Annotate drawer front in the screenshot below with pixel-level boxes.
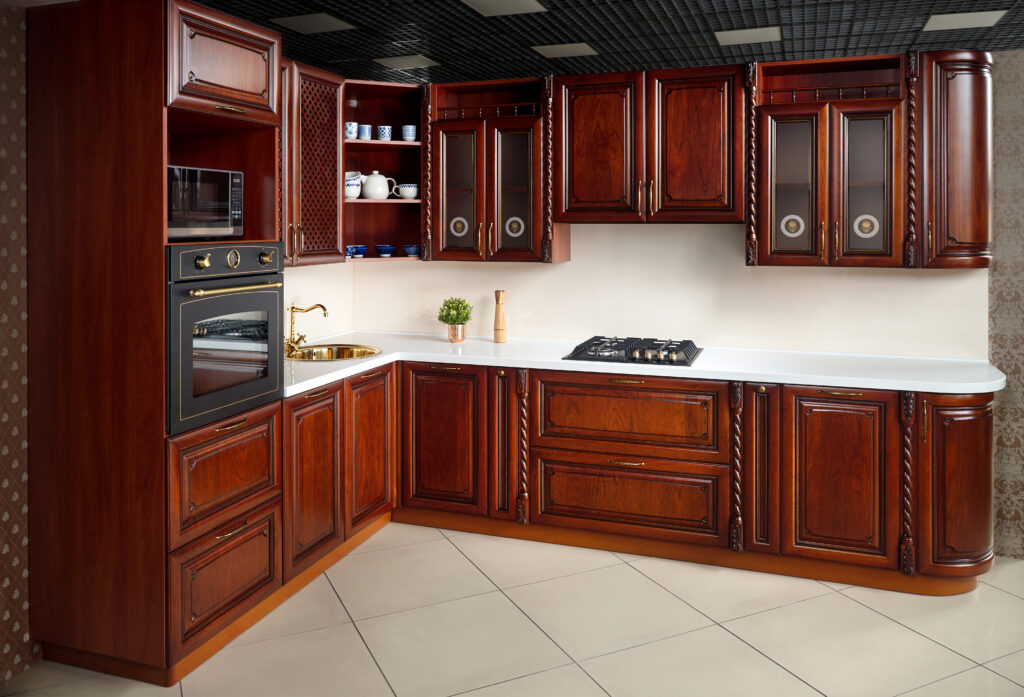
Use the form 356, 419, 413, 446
532, 370, 729, 462
168, 500, 282, 661
168, 402, 282, 550
532, 447, 729, 545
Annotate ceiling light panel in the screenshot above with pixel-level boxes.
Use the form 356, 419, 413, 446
532, 42, 598, 58
714, 26, 782, 46
922, 10, 1007, 31
461, 0, 547, 16
271, 13, 354, 34
373, 54, 440, 69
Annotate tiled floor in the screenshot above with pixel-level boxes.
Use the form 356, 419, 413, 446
6, 524, 1024, 697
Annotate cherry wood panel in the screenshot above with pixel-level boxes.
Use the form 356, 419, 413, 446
645, 65, 744, 222
402, 363, 488, 515
167, 0, 280, 125
343, 365, 398, 537
743, 384, 781, 553
168, 402, 281, 550
282, 383, 344, 581
554, 72, 645, 222
488, 368, 524, 520
919, 393, 995, 575
168, 499, 281, 662
782, 387, 900, 568
531, 448, 728, 545
920, 51, 993, 268
531, 370, 729, 463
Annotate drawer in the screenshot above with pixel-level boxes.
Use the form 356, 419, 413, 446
168, 500, 282, 661
531, 447, 729, 546
531, 370, 730, 462
168, 402, 282, 550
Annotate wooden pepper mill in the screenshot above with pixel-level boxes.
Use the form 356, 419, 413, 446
494, 290, 507, 343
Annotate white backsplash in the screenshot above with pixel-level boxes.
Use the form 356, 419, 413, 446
283, 262, 355, 339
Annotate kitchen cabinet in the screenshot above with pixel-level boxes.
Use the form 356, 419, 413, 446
554, 66, 744, 223
743, 383, 781, 554
488, 367, 527, 521
282, 381, 344, 581
401, 362, 488, 515
343, 364, 397, 537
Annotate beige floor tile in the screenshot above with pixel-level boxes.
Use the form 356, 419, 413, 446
583, 625, 819, 697
987, 647, 1024, 684
451, 532, 621, 588
725, 592, 972, 697
182, 624, 390, 697
0, 661, 95, 696
230, 575, 349, 647
818, 580, 855, 591
505, 564, 711, 660
458, 665, 606, 697
845, 583, 1024, 662
630, 556, 831, 622
19, 674, 179, 696
327, 538, 495, 619
901, 667, 1024, 696
358, 591, 568, 697
983, 557, 1024, 598
352, 522, 444, 554
438, 527, 473, 538
612, 551, 648, 563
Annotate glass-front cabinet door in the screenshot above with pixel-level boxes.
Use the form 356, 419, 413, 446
487, 116, 542, 261
757, 103, 828, 266
433, 121, 485, 260
830, 100, 904, 267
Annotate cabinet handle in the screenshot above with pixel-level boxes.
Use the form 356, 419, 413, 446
927, 221, 934, 258
215, 521, 249, 540
610, 378, 645, 384
636, 180, 643, 218
648, 180, 655, 216
607, 459, 645, 468
215, 418, 248, 432
922, 399, 928, 442
487, 222, 495, 256
429, 365, 461, 371
287, 224, 295, 259
477, 222, 483, 258
215, 105, 247, 115
819, 221, 825, 260
304, 389, 330, 399
297, 225, 305, 261
816, 390, 862, 397
833, 221, 839, 262
357, 371, 383, 380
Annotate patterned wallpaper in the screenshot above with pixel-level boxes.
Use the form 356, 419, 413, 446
0, 7, 33, 682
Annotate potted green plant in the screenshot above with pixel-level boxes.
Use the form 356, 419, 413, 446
438, 297, 473, 343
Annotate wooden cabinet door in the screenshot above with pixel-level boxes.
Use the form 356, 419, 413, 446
167, 0, 281, 125
782, 386, 900, 568
829, 99, 904, 267
918, 393, 994, 575
921, 51, 993, 268
283, 383, 343, 580
402, 363, 488, 515
645, 65, 744, 223
486, 116, 544, 262
488, 367, 526, 521
288, 63, 344, 265
554, 72, 645, 222
757, 103, 829, 266
433, 120, 486, 261
344, 365, 397, 537
743, 383, 781, 554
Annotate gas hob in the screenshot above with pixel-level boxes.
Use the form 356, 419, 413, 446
564, 336, 702, 366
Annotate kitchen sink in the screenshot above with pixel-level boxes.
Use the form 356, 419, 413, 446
286, 344, 382, 361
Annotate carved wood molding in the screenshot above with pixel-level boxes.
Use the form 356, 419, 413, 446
422, 84, 433, 261
900, 391, 917, 575
542, 75, 554, 264
516, 369, 529, 524
729, 381, 744, 550
745, 62, 758, 266
905, 52, 918, 268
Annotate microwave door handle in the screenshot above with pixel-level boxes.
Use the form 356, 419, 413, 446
188, 282, 283, 298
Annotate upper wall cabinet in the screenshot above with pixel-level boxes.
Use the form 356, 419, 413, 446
553, 66, 745, 223
167, 0, 281, 125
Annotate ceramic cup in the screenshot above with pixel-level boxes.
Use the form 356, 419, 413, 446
397, 183, 419, 199
344, 180, 361, 199
401, 125, 417, 141
377, 125, 393, 141
358, 124, 372, 140
344, 121, 358, 139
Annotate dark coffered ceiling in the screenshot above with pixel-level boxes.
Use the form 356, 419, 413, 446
198, 0, 1024, 83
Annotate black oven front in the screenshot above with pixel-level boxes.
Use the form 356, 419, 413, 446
167, 243, 284, 436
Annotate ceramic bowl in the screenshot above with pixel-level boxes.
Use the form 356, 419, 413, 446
402, 244, 422, 257
352, 244, 368, 258
375, 244, 396, 258
344, 245, 357, 257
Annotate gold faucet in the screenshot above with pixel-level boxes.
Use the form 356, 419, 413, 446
285, 303, 328, 356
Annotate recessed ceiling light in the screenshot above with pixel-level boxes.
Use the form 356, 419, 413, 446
271, 13, 354, 34
462, 0, 547, 16
373, 54, 440, 69
532, 42, 597, 58
714, 26, 782, 46
922, 10, 1007, 31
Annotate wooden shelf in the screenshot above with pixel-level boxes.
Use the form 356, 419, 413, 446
344, 139, 421, 148
345, 198, 422, 204
346, 256, 422, 262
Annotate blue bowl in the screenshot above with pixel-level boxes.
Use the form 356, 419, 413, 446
352, 244, 368, 258
344, 244, 357, 257
402, 244, 422, 257
375, 244, 396, 258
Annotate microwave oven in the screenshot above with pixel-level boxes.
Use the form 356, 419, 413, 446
167, 166, 243, 239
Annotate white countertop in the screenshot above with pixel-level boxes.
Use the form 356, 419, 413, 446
281, 330, 1006, 397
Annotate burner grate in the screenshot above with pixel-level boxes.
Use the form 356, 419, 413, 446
564, 336, 701, 366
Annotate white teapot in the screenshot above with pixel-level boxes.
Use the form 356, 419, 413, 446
360, 171, 397, 200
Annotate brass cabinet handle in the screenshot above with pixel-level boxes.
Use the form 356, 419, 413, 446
636, 180, 643, 218
429, 365, 461, 371
757, 385, 767, 394
215, 104, 247, 114
215, 521, 249, 540
927, 221, 934, 257
648, 180, 655, 216
189, 282, 283, 297
497, 369, 506, 376
215, 418, 248, 432
607, 459, 645, 467
833, 221, 839, 262
288, 224, 295, 260
477, 222, 483, 257
610, 378, 645, 384
817, 390, 863, 397
487, 222, 495, 256
357, 371, 383, 380
922, 399, 929, 442
304, 389, 330, 399
297, 225, 305, 261
819, 221, 825, 261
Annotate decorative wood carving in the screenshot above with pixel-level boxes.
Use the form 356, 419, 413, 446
745, 62, 758, 266
730, 381, 744, 550
542, 76, 554, 264
422, 85, 433, 260
516, 369, 529, 524
905, 53, 918, 268
900, 391, 917, 575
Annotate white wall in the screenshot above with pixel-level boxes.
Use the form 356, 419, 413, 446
284, 262, 355, 338
288, 222, 989, 359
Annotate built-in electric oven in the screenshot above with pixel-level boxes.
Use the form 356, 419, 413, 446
167, 242, 283, 435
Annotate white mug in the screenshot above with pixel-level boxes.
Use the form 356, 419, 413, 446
397, 183, 419, 199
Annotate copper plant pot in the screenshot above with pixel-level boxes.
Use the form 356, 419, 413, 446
447, 324, 466, 343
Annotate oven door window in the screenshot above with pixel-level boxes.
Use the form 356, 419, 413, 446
191, 311, 269, 397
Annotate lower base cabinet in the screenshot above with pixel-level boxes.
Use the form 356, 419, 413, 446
344, 364, 398, 537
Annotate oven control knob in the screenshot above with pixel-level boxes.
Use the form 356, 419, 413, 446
194, 253, 212, 270
259, 250, 275, 265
